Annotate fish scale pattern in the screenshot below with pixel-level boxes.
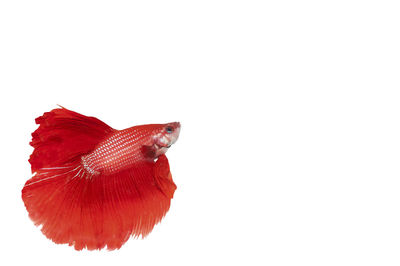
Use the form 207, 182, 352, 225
82, 127, 153, 175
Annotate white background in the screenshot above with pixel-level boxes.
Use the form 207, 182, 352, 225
1, 1, 399, 265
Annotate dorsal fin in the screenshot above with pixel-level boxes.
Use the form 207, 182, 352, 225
29, 107, 115, 172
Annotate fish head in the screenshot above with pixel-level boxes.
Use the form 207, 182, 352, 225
142, 122, 181, 158
154, 122, 181, 148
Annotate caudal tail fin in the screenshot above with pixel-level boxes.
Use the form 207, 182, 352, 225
22, 157, 176, 250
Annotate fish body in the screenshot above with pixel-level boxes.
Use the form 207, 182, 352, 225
81, 123, 180, 175
22, 107, 180, 250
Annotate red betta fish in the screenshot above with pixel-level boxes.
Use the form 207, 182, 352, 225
21, 107, 180, 250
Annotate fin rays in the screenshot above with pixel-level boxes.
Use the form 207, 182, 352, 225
22, 158, 176, 250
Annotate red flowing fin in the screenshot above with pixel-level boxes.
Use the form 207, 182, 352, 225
141, 145, 157, 158
22, 160, 174, 250
29, 107, 115, 172
154, 155, 177, 199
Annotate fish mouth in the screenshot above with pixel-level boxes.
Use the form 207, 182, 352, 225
154, 143, 172, 149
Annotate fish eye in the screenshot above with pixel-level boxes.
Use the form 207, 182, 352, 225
165, 126, 174, 133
